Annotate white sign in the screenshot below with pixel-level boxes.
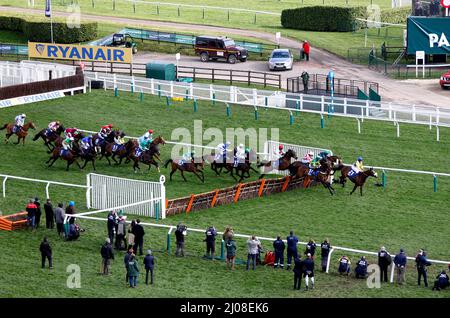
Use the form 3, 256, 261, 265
415, 50, 425, 78
275, 32, 281, 39
0, 91, 65, 108
416, 50, 425, 60
175, 53, 181, 61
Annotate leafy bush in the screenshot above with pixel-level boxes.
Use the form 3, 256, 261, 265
380, 7, 410, 25
0, 15, 97, 43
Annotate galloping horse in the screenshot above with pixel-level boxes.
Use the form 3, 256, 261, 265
258, 149, 297, 179
33, 124, 65, 152
290, 159, 336, 195
234, 150, 259, 183
54, 131, 84, 149
204, 150, 234, 176
164, 159, 205, 183
99, 130, 126, 165
1, 121, 36, 145
339, 166, 378, 196
79, 145, 98, 171
93, 129, 119, 156
46, 144, 82, 171
127, 136, 166, 172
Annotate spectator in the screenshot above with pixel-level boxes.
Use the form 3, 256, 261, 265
100, 238, 114, 275
226, 238, 237, 271
127, 254, 139, 288
124, 248, 133, 283
115, 212, 127, 250
302, 40, 310, 61
273, 235, 285, 269
286, 231, 299, 270
432, 270, 450, 291
223, 226, 234, 241
54, 203, 65, 236
301, 70, 310, 94
65, 201, 76, 224
378, 246, 392, 283
127, 227, 135, 253
293, 256, 303, 290
338, 255, 351, 276
303, 253, 315, 290
133, 219, 145, 256
39, 237, 53, 269
26, 199, 37, 230
143, 250, 155, 285
320, 239, 331, 272
204, 225, 217, 260
34, 197, 42, 228
416, 249, 432, 287
66, 223, 81, 241
394, 248, 407, 285
355, 256, 369, 279
175, 223, 187, 257
107, 211, 118, 246
246, 235, 261, 271
305, 239, 316, 258
44, 199, 54, 230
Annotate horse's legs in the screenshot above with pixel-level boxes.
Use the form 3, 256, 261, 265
350, 184, 358, 195
81, 159, 88, 169
193, 170, 204, 183
180, 170, 188, 182
47, 156, 58, 167
105, 154, 112, 166
199, 169, 205, 182
91, 159, 96, 171
322, 181, 334, 196
22, 136, 26, 146
169, 167, 176, 181
211, 163, 220, 176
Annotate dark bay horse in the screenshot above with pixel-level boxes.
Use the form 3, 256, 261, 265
1, 121, 36, 145
164, 159, 205, 183
127, 136, 166, 172
258, 149, 297, 179
33, 124, 65, 152
290, 159, 336, 195
339, 166, 378, 196
46, 145, 82, 171
79, 145, 98, 171
234, 150, 259, 183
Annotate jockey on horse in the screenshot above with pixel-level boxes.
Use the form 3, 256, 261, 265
80, 134, 94, 156
61, 136, 75, 156
348, 156, 365, 180
272, 144, 285, 169
45, 121, 61, 138
215, 141, 232, 164
95, 124, 113, 153
13, 114, 26, 133
112, 131, 126, 153
178, 150, 195, 167
136, 133, 152, 157
300, 151, 315, 166
234, 144, 246, 167
64, 127, 80, 139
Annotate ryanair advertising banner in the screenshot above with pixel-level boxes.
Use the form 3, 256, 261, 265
28, 42, 133, 63
407, 17, 450, 55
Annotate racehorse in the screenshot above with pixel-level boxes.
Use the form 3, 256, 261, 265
93, 129, 119, 156
164, 158, 205, 183
289, 159, 336, 195
54, 131, 84, 150
258, 149, 297, 179
234, 150, 259, 183
99, 131, 127, 165
204, 150, 234, 176
46, 144, 82, 171
339, 166, 378, 196
79, 144, 98, 171
33, 124, 65, 152
127, 136, 166, 172
1, 121, 36, 145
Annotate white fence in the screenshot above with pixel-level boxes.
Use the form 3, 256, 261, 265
0, 61, 77, 88
84, 72, 450, 142
88, 173, 166, 219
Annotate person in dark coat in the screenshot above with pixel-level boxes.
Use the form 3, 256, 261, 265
143, 250, 155, 285
394, 248, 407, 285
124, 248, 133, 283
320, 239, 331, 272
100, 238, 114, 275
34, 197, 42, 228
378, 246, 392, 283
204, 225, 217, 260
305, 239, 316, 258
26, 199, 37, 230
54, 203, 65, 236
293, 256, 303, 290
355, 256, 369, 279
301, 70, 310, 93
107, 211, 118, 246
416, 249, 432, 287
39, 237, 53, 269
132, 219, 145, 256
44, 199, 54, 229
175, 223, 186, 257
338, 255, 351, 275
432, 270, 450, 291
303, 253, 315, 290
127, 255, 139, 288
286, 231, 299, 270
273, 236, 285, 269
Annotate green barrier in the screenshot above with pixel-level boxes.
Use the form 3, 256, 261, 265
212, 93, 216, 106
320, 115, 324, 128
193, 99, 198, 112
289, 112, 294, 125
114, 87, 118, 97
357, 88, 369, 100
166, 96, 170, 106
369, 88, 381, 102
140, 92, 144, 102
382, 170, 386, 190
434, 175, 437, 192
157, 84, 161, 98
221, 240, 225, 260
226, 104, 231, 117
254, 107, 258, 120
167, 232, 171, 254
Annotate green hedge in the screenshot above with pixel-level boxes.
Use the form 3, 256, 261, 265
0, 15, 97, 43
380, 7, 410, 25
281, 6, 367, 32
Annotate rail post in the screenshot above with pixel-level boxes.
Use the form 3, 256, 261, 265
114, 87, 118, 97
434, 175, 437, 192
193, 98, 198, 112
185, 88, 189, 101
382, 170, 386, 189
265, 96, 268, 110
140, 90, 144, 102
167, 227, 174, 255
221, 239, 225, 260
289, 111, 294, 125
396, 122, 400, 138
165, 95, 170, 107
254, 106, 259, 120
326, 248, 334, 273
296, 100, 300, 116
45, 182, 50, 199
2, 177, 7, 198
226, 103, 231, 117
157, 84, 161, 98
357, 118, 361, 134
390, 264, 395, 283
320, 114, 324, 129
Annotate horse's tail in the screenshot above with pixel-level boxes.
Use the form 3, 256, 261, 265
32, 130, 42, 141
0, 124, 7, 131
163, 159, 173, 168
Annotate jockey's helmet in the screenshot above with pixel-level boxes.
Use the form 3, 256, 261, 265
239, 143, 244, 148
56, 121, 60, 125
357, 156, 363, 161
108, 124, 113, 128
191, 150, 196, 155
21, 114, 26, 118
69, 137, 74, 141
226, 141, 231, 145
308, 151, 314, 156
148, 129, 153, 133
279, 145, 283, 150
245, 148, 250, 152
88, 134, 92, 138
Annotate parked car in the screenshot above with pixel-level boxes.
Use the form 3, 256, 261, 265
268, 49, 293, 71
108, 33, 138, 54
439, 70, 450, 89
194, 36, 248, 64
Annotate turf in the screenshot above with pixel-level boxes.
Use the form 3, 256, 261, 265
0, 90, 449, 298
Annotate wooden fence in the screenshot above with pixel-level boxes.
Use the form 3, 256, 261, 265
166, 176, 306, 216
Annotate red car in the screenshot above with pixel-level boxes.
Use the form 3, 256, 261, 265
440, 70, 450, 89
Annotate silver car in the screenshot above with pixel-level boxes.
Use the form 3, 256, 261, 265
268, 49, 293, 71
